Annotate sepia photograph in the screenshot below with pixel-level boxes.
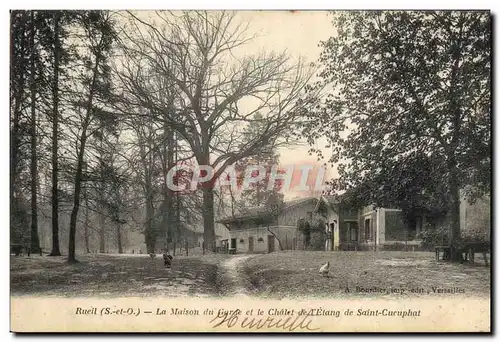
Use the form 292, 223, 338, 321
8, 8, 491, 333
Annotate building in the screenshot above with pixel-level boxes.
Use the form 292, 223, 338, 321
316, 195, 436, 251
215, 188, 491, 254
218, 197, 332, 253
316, 190, 491, 251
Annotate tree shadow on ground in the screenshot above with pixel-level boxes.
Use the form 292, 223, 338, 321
10, 254, 223, 298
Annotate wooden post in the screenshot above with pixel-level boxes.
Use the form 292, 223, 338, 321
185, 241, 188, 256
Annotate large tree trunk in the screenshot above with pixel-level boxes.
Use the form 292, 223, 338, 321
68, 49, 100, 263
174, 132, 181, 247
139, 128, 158, 254
83, 178, 90, 254
49, 12, 62, 256
144, 184, 156, 254
29, 12, 40, 254
161, 124, 174, 246
116, 224, 123, 254
68, 143, 86, 263
10, 17, 25, 210
447, 35, 464, 262
10, 20, 27, 245
84, 210, 90, 253
449, 164, 462, 262
160, 192, 172, 245
176, 192, 181, 245
99, 129, 106, 253
202, 186, 215, 252
99, 211, 105, 253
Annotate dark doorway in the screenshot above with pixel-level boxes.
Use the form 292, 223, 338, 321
268, 235, 275, 253
330, 222, 335, 250
231, 238, 237, 251
364, 218, 371, 241
248, 236, 254, 252
347, 221, 359, 242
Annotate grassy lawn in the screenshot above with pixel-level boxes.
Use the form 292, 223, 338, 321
11, 251, 491, 299
10, 253, 230, 298
242, 251, 491, 299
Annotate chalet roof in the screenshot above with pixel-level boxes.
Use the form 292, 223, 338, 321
183, 223, 229, 237
321, 195, 339, 205
218, 197, 318, 224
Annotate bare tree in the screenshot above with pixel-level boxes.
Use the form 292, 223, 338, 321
10, 11, 29, 232
29, 11, 41, 254
49, 12, 62, 256
67, 11, 117, 263
116, 10, 319, 250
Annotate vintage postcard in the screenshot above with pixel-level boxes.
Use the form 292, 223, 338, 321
9, 9, 491, 333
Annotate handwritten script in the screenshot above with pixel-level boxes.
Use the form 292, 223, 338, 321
210, 310, 319, 332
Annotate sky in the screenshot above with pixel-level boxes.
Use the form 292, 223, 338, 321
233, 11, 337, 198
127, 10, 338, 200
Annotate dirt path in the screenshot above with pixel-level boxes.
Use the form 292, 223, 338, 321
218, 255, 254, 297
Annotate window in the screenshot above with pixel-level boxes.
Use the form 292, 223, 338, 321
350, 227, 358, 242
364, 218, 371, 240
307, 212, 313, 220
346, 221, 358, 242
407, 215, 423, 240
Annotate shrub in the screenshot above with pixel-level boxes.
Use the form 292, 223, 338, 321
420, 226, 490, 251
419, 226, 450, 249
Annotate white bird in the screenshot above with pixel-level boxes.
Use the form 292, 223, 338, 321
319, 261, 330, 276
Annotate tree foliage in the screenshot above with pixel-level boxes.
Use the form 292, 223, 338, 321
302, 11, 491, 251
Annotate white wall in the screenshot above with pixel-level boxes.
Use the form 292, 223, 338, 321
229, 226, 299, 253
227, 198, 320, 253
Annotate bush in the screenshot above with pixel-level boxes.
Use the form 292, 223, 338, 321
419, 226, 450, 249
297, 216, 327, 250
310, 231, 326, 250
420, 226, 490, 250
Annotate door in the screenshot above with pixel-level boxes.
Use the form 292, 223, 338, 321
330, 222, 335, 251
364, 218, 371, 241
348, 222, 359, 242
268, 235, 275, 253
248, 236, 254, 252
231, 238, 237, 251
